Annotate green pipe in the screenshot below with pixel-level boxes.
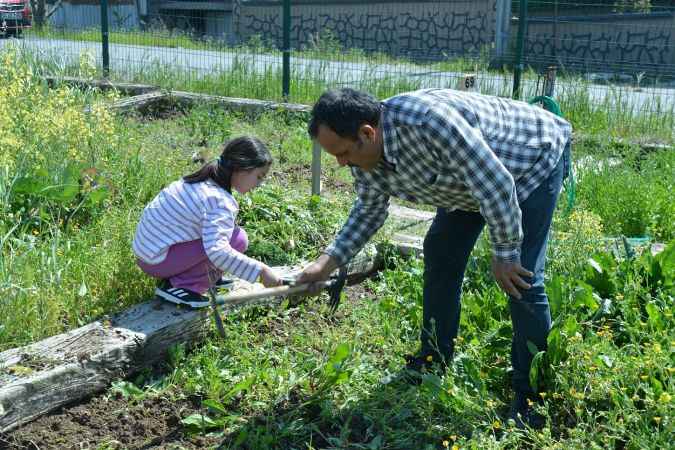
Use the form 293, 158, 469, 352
528, 95, 575, 213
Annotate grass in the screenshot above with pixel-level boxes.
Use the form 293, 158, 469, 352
1, 47, 674, 448
13, 30, 675, 144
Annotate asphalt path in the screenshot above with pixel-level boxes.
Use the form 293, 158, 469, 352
4, 36, 674, 114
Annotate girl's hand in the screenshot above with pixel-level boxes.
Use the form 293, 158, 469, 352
259, 265, 283, 287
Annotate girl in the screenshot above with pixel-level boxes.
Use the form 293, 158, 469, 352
132, 136, 282, 307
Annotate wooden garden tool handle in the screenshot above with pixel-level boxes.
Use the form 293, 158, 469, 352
215, 280, 334, 308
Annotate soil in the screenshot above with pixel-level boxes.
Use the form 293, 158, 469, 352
1, 285, 376, 450
0, 393, 220, 450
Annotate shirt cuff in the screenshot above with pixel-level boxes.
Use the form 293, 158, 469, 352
493, 243, 521, 263
324, 244, 349, 267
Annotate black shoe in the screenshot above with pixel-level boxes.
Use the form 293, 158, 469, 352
155, 281, 209, 308
509, 391, 546, 430
403, 353, 449, 384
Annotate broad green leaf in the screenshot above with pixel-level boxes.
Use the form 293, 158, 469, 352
645, 302, 662, 330
202, 399, 227, 414
12, 176, 43, 195
573, 283, 599, 311
529, 351, 546, 391
547, 327, 564, 364
181, 413, 218, 430
111, 381, 144, 399
526, 340, 540, 356
87, 186, 109, 205
547, 276, 564, 318
563, 315, 579, 336
225, 376, 255, 399
584, 255, 616, 298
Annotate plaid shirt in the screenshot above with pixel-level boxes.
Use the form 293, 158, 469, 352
325, 89, 572, 265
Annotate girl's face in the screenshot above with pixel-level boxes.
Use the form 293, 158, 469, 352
231, 165, 269, 194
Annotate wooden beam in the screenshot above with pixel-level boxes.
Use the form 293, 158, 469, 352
0, 242, 391, 432
43, 76, 158, 96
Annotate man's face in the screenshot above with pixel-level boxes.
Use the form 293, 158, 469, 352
316, 124, 382, 172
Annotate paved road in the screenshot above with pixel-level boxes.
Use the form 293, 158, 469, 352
4, 36, 674, 114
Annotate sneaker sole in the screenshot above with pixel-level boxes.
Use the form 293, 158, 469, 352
155, 288, 210, 309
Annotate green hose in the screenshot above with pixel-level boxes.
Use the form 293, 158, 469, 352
528, 95, 575, 214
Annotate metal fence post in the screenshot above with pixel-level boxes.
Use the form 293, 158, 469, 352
512, 0, 527, 100
311, 140, 321, 196
282, 0, 291, 100
544, 65, 557, 97
101, 0, 110, 77
494, 0, 512, 65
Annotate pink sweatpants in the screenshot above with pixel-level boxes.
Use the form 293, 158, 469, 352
137, 227, 248, 294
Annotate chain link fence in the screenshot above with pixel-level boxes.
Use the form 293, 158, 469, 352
5, 0, 674, 131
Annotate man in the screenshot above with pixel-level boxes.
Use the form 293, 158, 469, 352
297, 87, 571, 428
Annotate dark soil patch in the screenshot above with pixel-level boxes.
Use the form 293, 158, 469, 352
1, 393, 220, 450
269, 164, 352, 195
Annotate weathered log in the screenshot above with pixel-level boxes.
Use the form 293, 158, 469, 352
99, 90, 312, 119
90, 91, 169, 115
0, 242, 394, 432
43, 76, 158, 96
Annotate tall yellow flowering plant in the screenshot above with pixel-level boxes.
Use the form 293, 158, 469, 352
1, 47, 118, 230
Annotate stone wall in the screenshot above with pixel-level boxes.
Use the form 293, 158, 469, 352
236, 0, 497, 59
524, 12, 675, 75
49, 1, 138, 30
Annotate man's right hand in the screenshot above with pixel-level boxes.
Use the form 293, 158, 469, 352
296, 254, 338, 294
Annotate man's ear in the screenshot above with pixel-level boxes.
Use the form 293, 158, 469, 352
358, 124, 377, 142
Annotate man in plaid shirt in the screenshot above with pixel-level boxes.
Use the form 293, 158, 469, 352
298, 87, 572, 428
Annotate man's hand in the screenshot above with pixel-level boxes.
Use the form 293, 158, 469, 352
296, 254, 338, 294
491, 257, 533, 299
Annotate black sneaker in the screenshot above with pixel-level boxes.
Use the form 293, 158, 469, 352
155, 281, 210, 308
509, 391, 546, 430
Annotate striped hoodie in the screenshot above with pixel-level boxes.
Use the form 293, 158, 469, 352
132, 179, 262, 283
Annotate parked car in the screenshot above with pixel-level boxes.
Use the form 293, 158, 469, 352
0, 0, 31, 37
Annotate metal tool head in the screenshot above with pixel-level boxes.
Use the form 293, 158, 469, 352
327, 266, 348, 313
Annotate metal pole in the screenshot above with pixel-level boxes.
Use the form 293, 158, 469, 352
101, 0, 110, 77
544, 65, 557, 97
494, 0, 512, 65
282, 0, 291, 100
512, 0, 527, 100
311, 140, 321, 196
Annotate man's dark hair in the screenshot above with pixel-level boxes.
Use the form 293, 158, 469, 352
308, 88, 381, 140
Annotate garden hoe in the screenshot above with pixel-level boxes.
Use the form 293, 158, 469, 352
206, 267, 348, 338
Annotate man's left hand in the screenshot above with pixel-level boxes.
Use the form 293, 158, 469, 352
491, 257, 533, 299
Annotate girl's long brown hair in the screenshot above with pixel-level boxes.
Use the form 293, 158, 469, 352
184, 136, 272, 192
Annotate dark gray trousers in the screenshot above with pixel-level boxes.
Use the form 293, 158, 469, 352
421, 155, 565, 394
